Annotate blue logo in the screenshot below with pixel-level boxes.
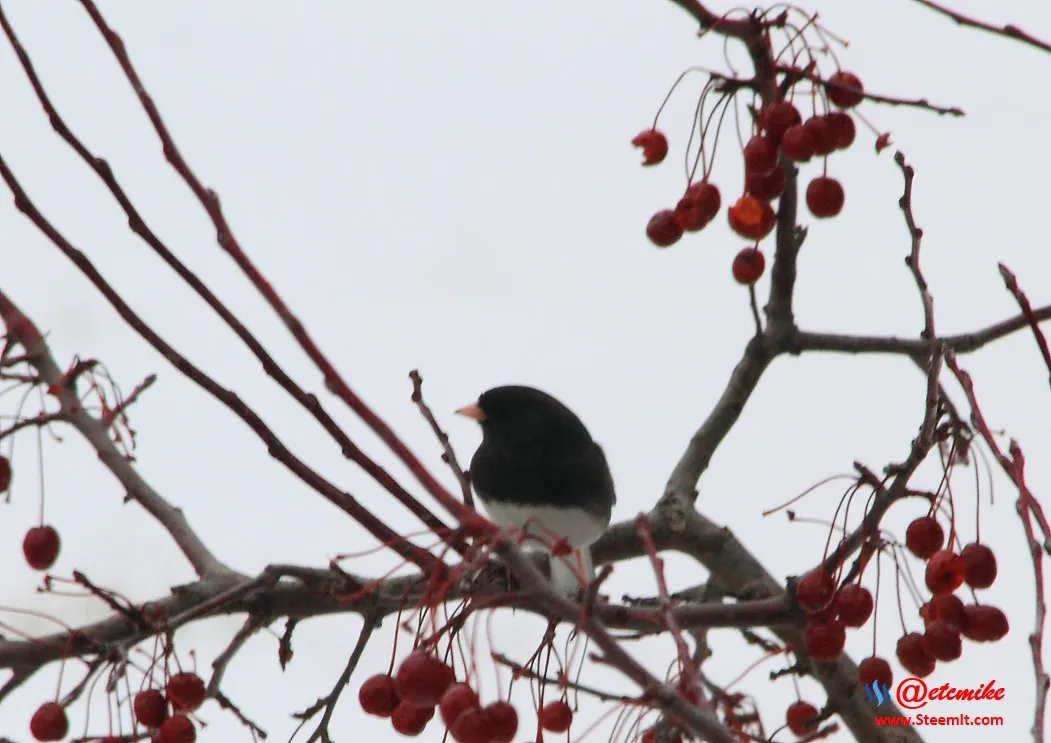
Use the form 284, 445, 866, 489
865, 680, 891, 706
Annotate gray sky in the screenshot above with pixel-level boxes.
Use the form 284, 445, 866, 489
1, 1, 1050, 741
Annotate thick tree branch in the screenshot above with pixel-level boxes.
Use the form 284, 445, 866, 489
792, 303, 1051, 356
0, 292, 230, 580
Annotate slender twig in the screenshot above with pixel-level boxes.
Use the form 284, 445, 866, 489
295, 614, 381, 743
944, 352, 1050, 743
911, 0, 1051, 55
998, 264, 1051, 387
409, 370, 473, 508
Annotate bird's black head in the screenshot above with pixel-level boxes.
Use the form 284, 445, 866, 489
459, 385, 593, 449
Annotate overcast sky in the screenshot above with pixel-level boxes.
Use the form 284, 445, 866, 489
1, 2, 1050, 742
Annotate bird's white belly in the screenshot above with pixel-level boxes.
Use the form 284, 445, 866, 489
481, 501, 606, 549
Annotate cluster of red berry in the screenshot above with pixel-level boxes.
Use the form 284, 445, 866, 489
783, 515, 1004, 736
633, 71, 864, 287
359, 650, 576, 742
29, 672, 203, 742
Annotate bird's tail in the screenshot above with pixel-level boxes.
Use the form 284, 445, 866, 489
549, 547, 595, 594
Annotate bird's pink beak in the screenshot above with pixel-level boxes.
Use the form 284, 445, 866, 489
455, 403, 485, 422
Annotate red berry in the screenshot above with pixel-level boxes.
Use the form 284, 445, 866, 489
834, 584, 873, 628
483, 701, 518, 743
731, 248, 765, 286
805, 116, 837, 156
780, 124, 815, 162
925, 550, 966, 595
30, 702, 68, 742
896, 632, 936, 678
795, 569, 836, 612
805, 601, 838, 624
826, 71, 864, 109
743, 135, 778, 175
391, 703, 435, 737
805, 618, 846, 661
685, 181, 721, 220
785, 700, 819, 735
727, 197, 775, 241
675, 181, 721, 232
858, 657, 893, 689
439, 683, 480, 727
805, 177, 845, 218
924, 619, 963, 661
359, 674, 400, 717
905, 517, 944, 560
157, 714, 196, 743
960, 543, 998, 589
632, 129, 668, 166
646, 210, 683, 248
395, 652, 456, 708
826, 112, 856, 149
23, 525, 60, 571
540, 700, 573, 733
166, 672, 205, 712
745, 165, 785, 200
926, 593, 967, 630
134, 688, 169, 727
0, 454, 10, 491
962, 605, 1009, 642
762, 102, 802, 146
450, 708, 493, 743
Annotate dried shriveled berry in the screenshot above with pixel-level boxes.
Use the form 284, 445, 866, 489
540, 700, 573, 733
780, 124, 815, 162
744, 135, 779, 175
924, 619, 963, 661
23, 526, 60, 571
0, 455, 10, 491
796, 569, 836, 612
360, 674, 400, 717
785, 700, 819, 736
805, 116, 837, 156
806, 177, 845, 218
834, 584, 873, 627
896, 632, 936, 678
960, 543, 997, 589
30, 702, 68, 742
858, 656, 893, 689
395, 652, 456, 708
157, 714, 196, 743
166, 672, 205, 712
484, 701, 518, 743
731, 248, 765, 286
762, 102, 802, 146
826, 71, 864, 109
632, 129, 669, 166
134, 689, 169, 727
804, 618, 846, 661
826, 112, 856, 149
647, 210, 683, 248
962, 605, 1009, 642
925, 550, 966, 595
905, 517, 944, 560
745, 164, 785, 200
727, 197, 775, 240
439, 683, 480, 728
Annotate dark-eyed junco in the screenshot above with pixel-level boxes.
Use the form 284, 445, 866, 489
456, 385, 616, 593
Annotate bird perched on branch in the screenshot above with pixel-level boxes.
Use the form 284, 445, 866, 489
456, 385, 616, 593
